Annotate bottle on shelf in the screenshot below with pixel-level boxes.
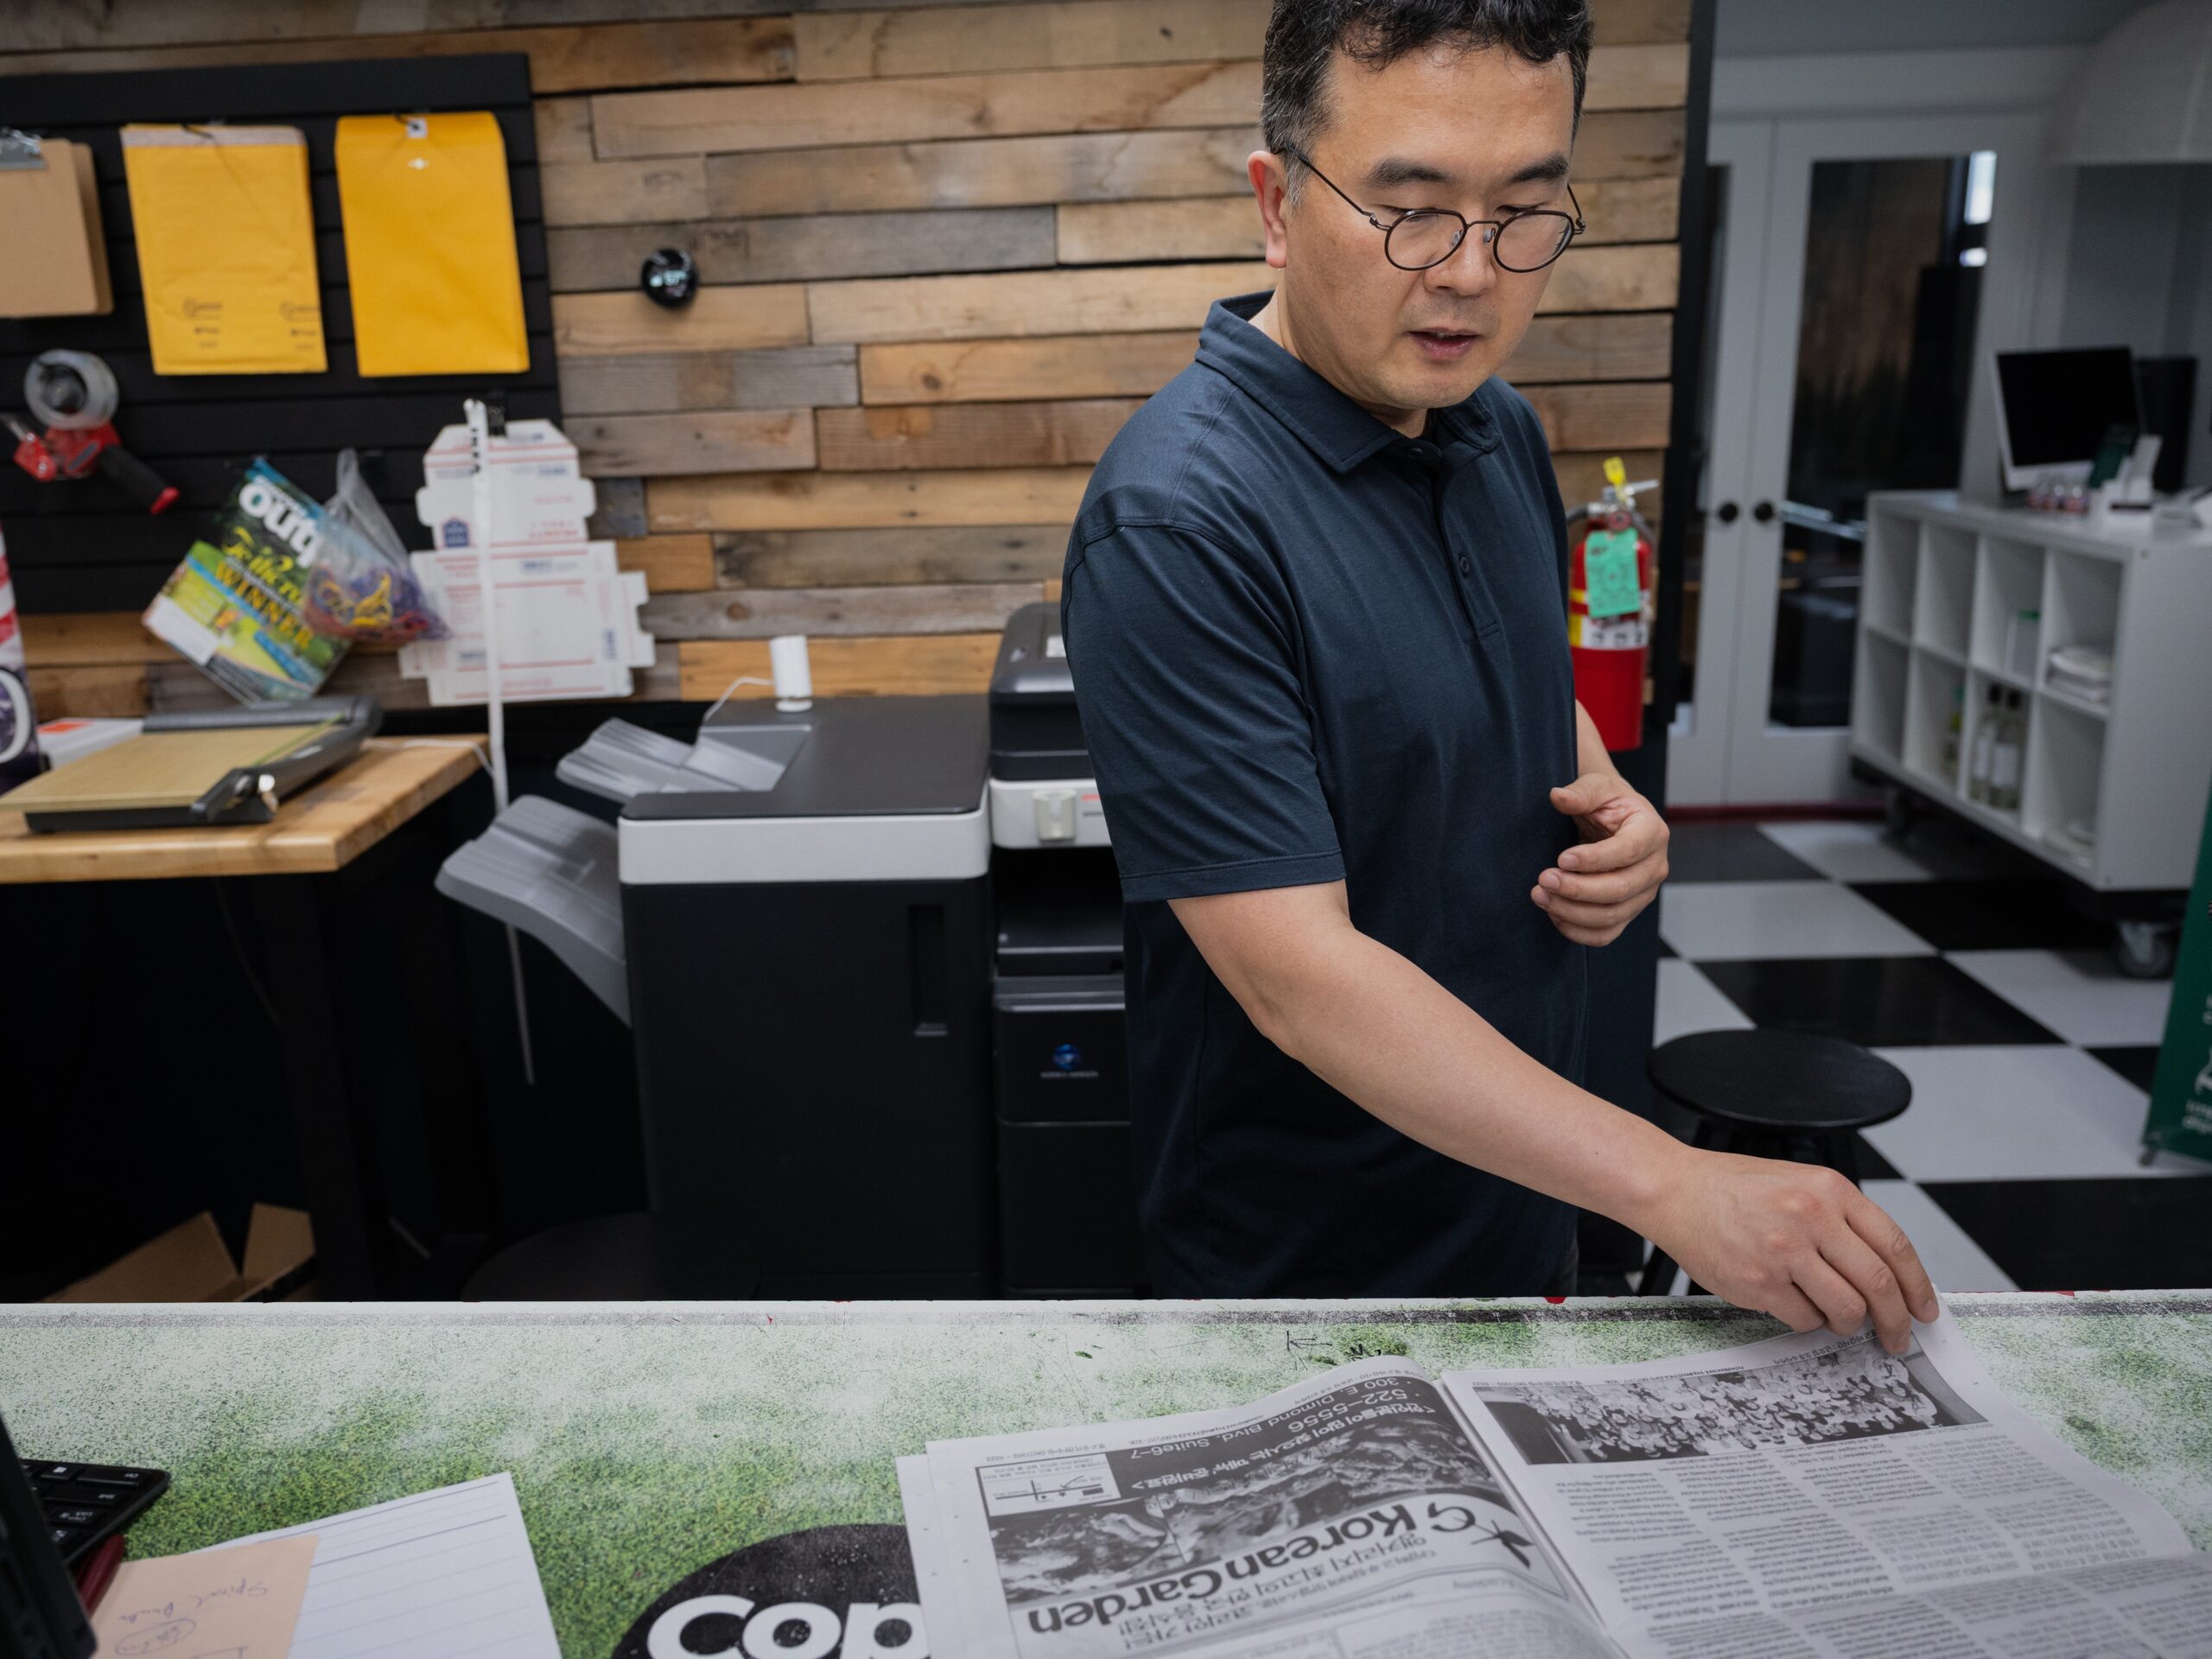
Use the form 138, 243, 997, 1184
1989, 690, 2025, 814
1968, 684, 2003, 803
1942, 684, 1964, 779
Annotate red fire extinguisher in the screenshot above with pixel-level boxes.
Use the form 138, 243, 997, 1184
1568, 455, 1657, 752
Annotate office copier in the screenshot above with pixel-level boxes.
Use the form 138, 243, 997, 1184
988, 603, 1145, 1295
617, 696, 997, 1296
441, 607, 1143, 1297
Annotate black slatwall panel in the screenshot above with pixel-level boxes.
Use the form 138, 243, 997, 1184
0, 56, 557, 615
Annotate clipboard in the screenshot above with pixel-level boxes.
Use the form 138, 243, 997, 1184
0, 130, 114, 318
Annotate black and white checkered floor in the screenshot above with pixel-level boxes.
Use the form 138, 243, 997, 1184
1652, 816, 2210, 1294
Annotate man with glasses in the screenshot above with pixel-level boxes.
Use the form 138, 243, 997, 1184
1061, 0, 1939, 1352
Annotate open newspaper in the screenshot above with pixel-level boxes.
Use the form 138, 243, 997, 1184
900, 1314, 2210, 1658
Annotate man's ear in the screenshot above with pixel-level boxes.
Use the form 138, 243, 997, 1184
1249, 150, 1292, 271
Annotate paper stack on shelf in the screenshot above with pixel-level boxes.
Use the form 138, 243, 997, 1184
2046, 642, 2113, 705
35, 717, 143, 769
400, 419, 653, 705
2052, 812, 2099, 858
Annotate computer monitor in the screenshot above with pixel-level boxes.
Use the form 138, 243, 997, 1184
1992, 346, 2144, 491
0, 1414, 93, 1659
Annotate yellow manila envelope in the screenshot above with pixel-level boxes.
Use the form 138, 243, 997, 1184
121, 124, 327, 374
336, 111, 530, 378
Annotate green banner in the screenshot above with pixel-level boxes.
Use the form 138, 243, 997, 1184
2146, 779, 2212, 1162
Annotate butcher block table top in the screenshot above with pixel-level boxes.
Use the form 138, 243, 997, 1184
0, 735, 485, 883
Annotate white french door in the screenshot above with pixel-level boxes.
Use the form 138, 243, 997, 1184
1670, 108, 2054, 806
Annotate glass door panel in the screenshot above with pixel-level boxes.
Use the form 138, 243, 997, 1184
1767, 154, 1992, 731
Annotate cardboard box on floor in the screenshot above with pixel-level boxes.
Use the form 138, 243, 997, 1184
47, 1205, 316, 1303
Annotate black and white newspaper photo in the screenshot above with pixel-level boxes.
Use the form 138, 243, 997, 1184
909, 1359, 1613, 1659
1442, 1312, 2206, 1655
1470, 1331, 1982, 1467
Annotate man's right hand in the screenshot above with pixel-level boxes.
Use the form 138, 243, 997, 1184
1641, 1150, 1941, 1354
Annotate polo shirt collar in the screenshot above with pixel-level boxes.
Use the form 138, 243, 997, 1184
1195, 289, 1496, 475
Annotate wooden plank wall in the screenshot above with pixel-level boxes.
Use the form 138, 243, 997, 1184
8, 0, 1690, 716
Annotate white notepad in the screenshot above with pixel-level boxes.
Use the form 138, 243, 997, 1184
213, 1472, 561, 1659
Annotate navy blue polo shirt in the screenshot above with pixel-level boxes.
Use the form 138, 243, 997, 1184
1061, 289, 1586, 1298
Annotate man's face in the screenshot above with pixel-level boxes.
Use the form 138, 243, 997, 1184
1256, 39, 1578, 421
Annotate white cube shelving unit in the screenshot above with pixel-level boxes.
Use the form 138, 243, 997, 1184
1852, 491, 2212, 892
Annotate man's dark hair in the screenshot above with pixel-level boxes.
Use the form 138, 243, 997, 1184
1262, 0, 1595, 188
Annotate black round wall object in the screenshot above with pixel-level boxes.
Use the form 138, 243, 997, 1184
640, 247, 698, 308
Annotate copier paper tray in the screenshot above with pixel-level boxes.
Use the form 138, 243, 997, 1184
436, 795, 628, 1021
556, 716, 806, 802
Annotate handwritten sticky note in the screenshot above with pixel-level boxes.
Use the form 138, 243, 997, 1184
93, 1532, 317, 1659
1582, 527, 1643, 619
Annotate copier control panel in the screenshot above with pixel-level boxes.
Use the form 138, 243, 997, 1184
988, 602, 1111, 849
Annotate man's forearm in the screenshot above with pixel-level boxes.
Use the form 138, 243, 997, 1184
1257, 913, 1687, 1238
1181, 877, 1939, 1343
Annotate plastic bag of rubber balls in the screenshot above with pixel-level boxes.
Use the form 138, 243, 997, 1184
302, 448, 451, 644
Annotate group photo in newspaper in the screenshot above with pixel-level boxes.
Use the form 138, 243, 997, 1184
898, 1314, 2212, 1658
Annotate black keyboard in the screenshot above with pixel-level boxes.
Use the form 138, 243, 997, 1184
18, 1459, 170, 1570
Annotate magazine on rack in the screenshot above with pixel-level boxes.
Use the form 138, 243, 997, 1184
899, 1314, 2209, 1659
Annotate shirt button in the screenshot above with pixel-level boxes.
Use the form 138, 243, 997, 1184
1458, 556, 1472, 575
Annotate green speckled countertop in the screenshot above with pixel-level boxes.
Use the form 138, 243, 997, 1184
3, 1294, 2208, 1656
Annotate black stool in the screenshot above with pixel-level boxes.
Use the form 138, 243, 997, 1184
1636, 1030, 1910, 1297
462, 1213, 760, 1300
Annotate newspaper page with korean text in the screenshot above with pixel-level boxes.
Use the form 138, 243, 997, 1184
904, 1312, 2212, 1659
1441, 1311, 2209, 1657
912, 1358, 1624, 1658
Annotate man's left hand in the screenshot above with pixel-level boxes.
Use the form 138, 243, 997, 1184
1532, 772, 1669, 945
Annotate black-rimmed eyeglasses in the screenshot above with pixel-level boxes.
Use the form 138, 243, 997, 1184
1282, 147, 1586, 274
